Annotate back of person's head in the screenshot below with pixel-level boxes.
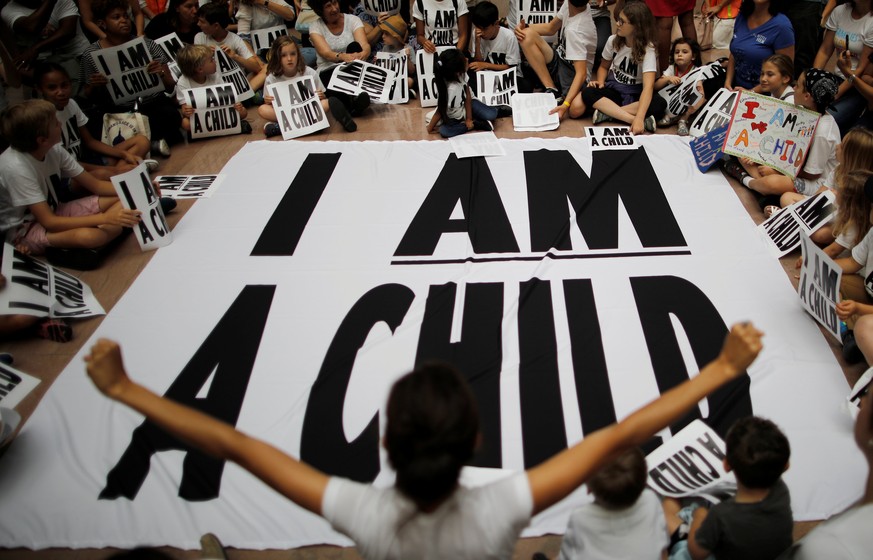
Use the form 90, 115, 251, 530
725, 416, 790, 489
763, 53, 793, 82
471, 1, 499, 28
834, 169, 873, 245
92, 0, 130, 22
616, 2, 656, 62
799, 69, 842, 113
1, 100, 56, 153
587, 447, 647, 510
266, 35, 305, 77
670, 37, 703, 68
385, 362, 479, 509
198, 1, 231, 28
177, 45, 214, 77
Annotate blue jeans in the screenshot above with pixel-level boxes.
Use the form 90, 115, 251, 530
439, 99, 498, 138
828, 89, 868, 137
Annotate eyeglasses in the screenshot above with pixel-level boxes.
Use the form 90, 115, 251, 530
616, 18, 630, 26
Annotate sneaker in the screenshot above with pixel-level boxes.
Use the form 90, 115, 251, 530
842, 329, 865, 364
351, 92, 370, 116
0, 353, 14, 365
328, 96, 357, 132
151, 139, 171, 157
592, 109, 610, 124
142, 159, 160, 172
644, 115, 657, 133
159, 197, 177, 215
721, 158, 750, 183
264, 122, 282, 138
240, 120, 253, 134
45, 247, 103, 271
473, 119, 494, 131
496, 105, 512, 118
657, 115, 676, 127
408, 88, 418, 100
35, 318, 73, 343
677, 119, 689, 136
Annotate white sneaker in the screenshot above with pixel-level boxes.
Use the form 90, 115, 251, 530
142, 159, 159, 172
592, 109, 610, 124
151, 139, 171, 157
644, 115, 657, 133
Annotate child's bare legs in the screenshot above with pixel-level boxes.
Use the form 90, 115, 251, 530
182, 117, 191, 131
45, 197, 126, 250
105, 134, 150, 166
747, 174, 795, 196
258, 103, 278, 122
593, 97, 637, 124
854, 314, 873, 363
780, 192, 804, 207
567, 95, 586, 119
517, 29, 557, 91
249, 67, 267, 94
662, 497, 683, 536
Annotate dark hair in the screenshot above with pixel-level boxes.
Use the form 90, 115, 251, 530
434, 48, 467, 127
615, 2, 656, 63
567, 0, 589, 7
198, 1, 231, 28
92, 0, 130, 22
670, 37, 702, 68
266, 35, 306, 77
34, 62, 70, 87
725, 416, 790, 489
470, 1, 499, 28
740, 0, 786, 17
166, 0, 196, 28
587, 448, 647, 509
308, 0, 337, 20
762, 53, 794, 82
385, 362, 479, 509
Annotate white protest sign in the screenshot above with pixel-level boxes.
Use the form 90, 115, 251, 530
758, 190, 836, 258
167, 62, 183, 81
327, 60, 394, 104
475, 68, 517, 107
184, 84, 242, 139
268, 75, 330, 140
585, 126, 638, 151
156, 175, 224, 199
510, 92, 559, 131
0, 363, 40, 410
0, 245, 105, 318
724, 91, 820, 179
215, 49, 254, 102
798, 231, 842, 341
89, 37, 164, 105
111, 164, 172, 251
361, 0, 401, 16
155, 33, 184, 63
659, 61, 725, 119
646, 420, 736, 503
520, 0, 558, 43
416, 46, 452, 108
251, 25, 288, 53
690, 88, 738, 138
448, 131, 506, 158
374, 52, 409, 104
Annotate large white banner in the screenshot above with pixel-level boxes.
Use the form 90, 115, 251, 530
0, 138, 864, 551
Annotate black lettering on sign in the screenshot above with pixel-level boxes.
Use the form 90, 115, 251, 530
415, 282, 504, 468
100, 285, 275, 501
631, 276, 752, 444
394, 154, 520, 256
300, 284, 415, 481
251, 153, 341, 256
0, 365, 22, 398
525, 149, 687, 252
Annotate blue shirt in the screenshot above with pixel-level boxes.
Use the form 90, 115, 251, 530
730, 13, 794, 90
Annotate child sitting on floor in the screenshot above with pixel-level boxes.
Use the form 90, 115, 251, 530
174, 45, 251, 135
426, 48, 496, 138
195, 1, 265, 92
655, 37, 702, 136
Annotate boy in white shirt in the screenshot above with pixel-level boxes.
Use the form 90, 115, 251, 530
194, 2, 265, 92
174, 45, 250, 134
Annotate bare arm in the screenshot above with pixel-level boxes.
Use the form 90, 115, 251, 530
456, 12, 469, 52
526, 322, 763, 515
85, 339, 330, 514
29, 200, 140, 231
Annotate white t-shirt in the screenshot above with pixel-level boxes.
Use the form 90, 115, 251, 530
0, 145, 84, 237
555, 2, 596, 80
174, 72, 227, 105
194, 31, 255, 72
321, 472, 533, 560
1, 0, 89, 59
851, 227, 873, 298
235, 0, 294, 36
782, 503, 873, 560
471, 26, 521, 67
602, 35, 658, 86
796, 112, 841, 196
412, 0, 468, 47
57, 99, 88, 160
265, 66, 325, 91
444, 77, 467, 120
558, 490, 669, 560
309, 14, 365, 73
826, 4, 873, 79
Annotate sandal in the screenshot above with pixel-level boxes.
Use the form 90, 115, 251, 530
35, 318, 73, 343
764, 205, 783, 219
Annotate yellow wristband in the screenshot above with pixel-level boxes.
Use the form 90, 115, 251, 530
562, 100, 570, 108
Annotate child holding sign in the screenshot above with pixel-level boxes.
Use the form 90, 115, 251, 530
655, 37, 702, 136
469, 2, 527, 95
426, 48, 496, 137
259, 36, 357, 136
413, 0, 469, 53
0, 100, 141, 258
195, 2, 266, 93
736, 70, 842, 198
174, 45, 251, 134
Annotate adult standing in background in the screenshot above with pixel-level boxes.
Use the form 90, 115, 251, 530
785, 0, 828, 79
616, 0, 697, 72
725, 0, 794, 91
235, 0, 299, 44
